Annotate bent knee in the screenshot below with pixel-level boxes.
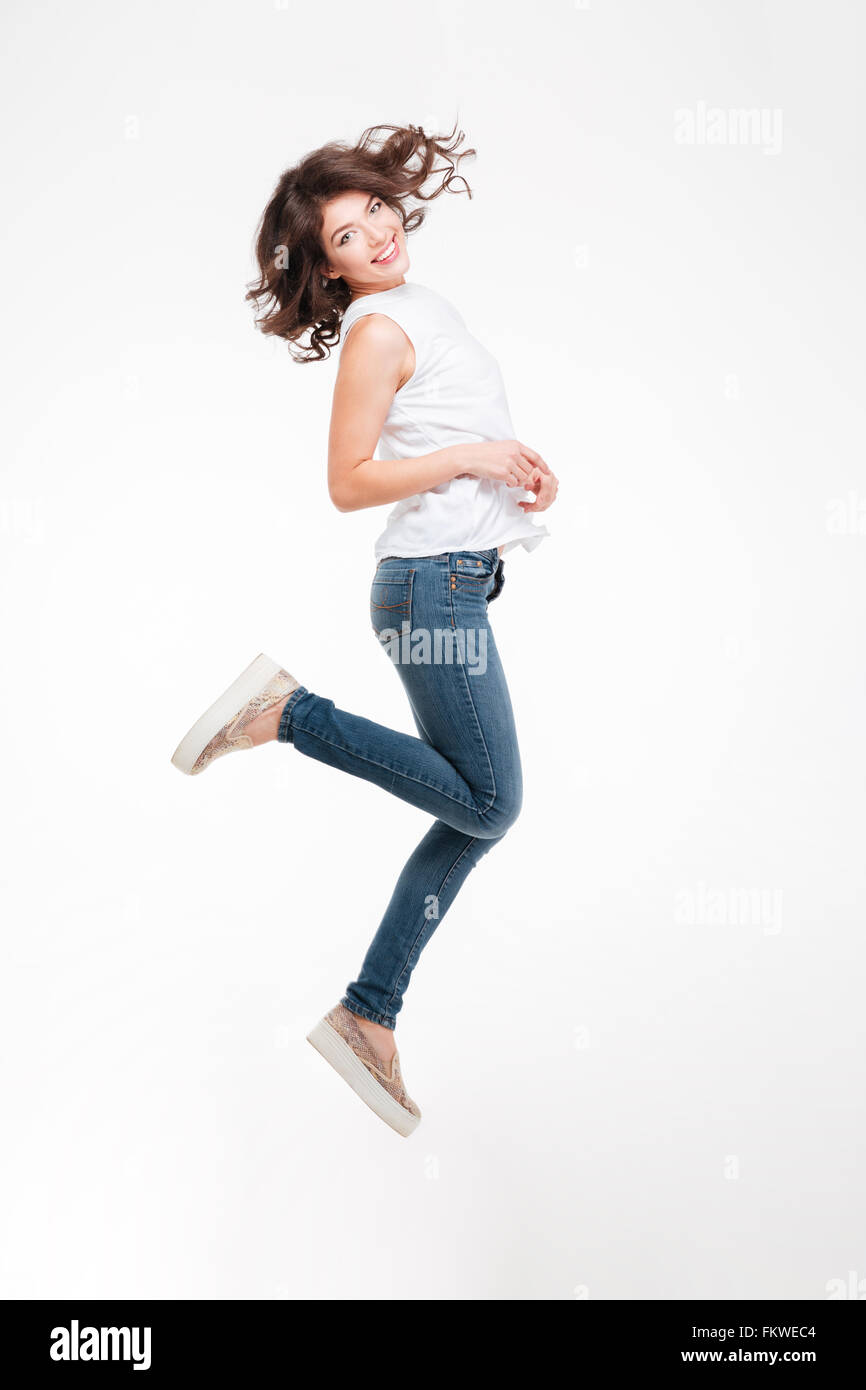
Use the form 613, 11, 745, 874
476, 788, 523, 839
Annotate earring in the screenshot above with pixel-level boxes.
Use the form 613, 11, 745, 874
321, 275, 328, 288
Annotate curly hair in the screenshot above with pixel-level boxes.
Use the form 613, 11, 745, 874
245, 120, 476, 363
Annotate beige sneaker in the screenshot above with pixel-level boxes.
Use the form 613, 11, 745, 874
171, 653, 299, 775
307, 1003, 422, 1138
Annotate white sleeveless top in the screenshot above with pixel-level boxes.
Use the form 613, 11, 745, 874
339, 281, 550, 560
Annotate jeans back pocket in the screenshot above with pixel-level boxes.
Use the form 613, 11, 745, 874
370, 567, 415, 641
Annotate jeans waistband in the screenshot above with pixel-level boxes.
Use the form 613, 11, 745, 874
376, 548, 501, 575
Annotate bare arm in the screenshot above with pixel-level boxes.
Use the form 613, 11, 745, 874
327, 312, 549, 512
327, 315, 459, 512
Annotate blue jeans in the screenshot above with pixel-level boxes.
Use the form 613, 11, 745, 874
276, 547, 521, 1029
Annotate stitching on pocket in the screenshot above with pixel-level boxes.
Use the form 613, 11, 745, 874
370, 568, 415, 638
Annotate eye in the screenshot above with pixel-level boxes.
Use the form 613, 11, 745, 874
339, 200, 382, 246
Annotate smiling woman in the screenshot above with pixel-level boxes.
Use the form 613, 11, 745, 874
172, 119, 558, 1139
245, 121, 477, 362
321, 192, 410, 305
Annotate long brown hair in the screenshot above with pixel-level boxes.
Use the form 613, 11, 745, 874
245, 121, 476, 363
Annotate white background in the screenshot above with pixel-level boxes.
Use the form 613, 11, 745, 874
2, 0, 864, 1300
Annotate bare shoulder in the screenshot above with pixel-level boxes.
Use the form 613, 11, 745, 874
339, 312, 415, 387
342, 311, 411, 355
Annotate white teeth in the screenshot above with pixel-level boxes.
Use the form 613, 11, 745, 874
374, 236, 396, 262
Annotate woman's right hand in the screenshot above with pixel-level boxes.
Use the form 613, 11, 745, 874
452, 439, 549, 488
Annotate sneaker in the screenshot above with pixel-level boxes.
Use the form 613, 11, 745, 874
171, 653, 299, 775
306, 1003, 422, 1138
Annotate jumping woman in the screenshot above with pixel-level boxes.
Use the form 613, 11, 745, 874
170, 122, 559, 1137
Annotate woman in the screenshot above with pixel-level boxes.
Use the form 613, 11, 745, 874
170, 122, 559, 1137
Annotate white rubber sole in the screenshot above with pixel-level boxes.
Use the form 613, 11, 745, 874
171, 652, 284, 775
306, 1018, 420, 1138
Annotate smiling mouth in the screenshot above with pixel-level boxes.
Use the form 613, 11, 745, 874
372, 235, 399, 264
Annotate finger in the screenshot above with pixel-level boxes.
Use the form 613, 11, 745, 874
516, 441, 542, 464
525, 481, 552, 510
508, 446, 534, 472
517, 443, 550, 474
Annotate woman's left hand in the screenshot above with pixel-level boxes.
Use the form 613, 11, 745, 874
518, 464, 559, 512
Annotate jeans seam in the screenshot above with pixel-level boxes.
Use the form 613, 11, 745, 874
385, 836, 482, 1015
449, 601, 497, 814
341, 998, 395, 1030
289, 723, 483, 817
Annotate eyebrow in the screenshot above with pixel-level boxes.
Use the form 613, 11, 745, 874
330, 196, 374, 244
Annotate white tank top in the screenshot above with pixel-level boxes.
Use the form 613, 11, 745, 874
339, 281, 550, 560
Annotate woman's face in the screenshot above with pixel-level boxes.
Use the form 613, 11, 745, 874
319, 190, 409, 296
